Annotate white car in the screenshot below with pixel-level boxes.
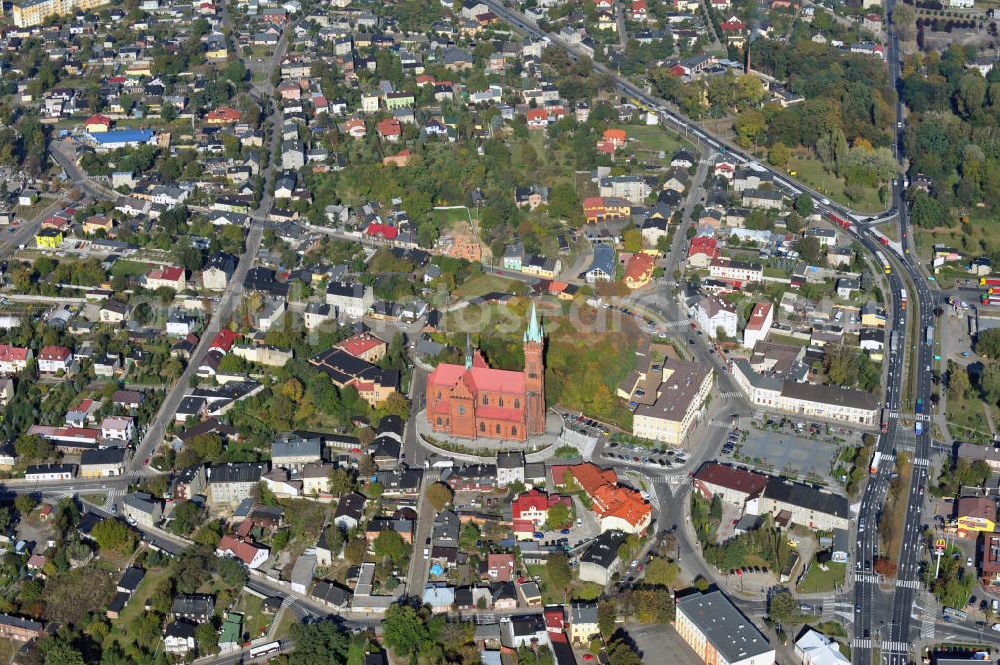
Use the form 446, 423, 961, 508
992, 623, 1000, 633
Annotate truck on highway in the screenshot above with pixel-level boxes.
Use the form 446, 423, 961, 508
890, 331, 900, 353
915, 420, 924, 435
915, 398, 923, 415
881, 409, 891, 433
899, 288, 908, 310
870, 450, 883, 473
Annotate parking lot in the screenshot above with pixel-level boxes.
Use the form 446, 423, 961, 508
599, 441, 689, 472
731, 428, 840, 485
560, 411, 611, 439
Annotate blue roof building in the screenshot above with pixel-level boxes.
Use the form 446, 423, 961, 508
584, 244, 615, 283
88, 129, 156, 150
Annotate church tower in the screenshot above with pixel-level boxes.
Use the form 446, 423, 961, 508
523, 302, 546, 435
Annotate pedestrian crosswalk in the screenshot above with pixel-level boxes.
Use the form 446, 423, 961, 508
896, 579, 921, 589
103, 487, 124, 511
855, 572, 880, 584
882, 641, 911, 654
913, 457, 930, 467
851, 639, 911, 654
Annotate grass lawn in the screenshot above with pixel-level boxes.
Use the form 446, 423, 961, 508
797, 561, 846, 594
235, 591, 273, 641
0, 638, 14, 664
770, 333, 809, 347
947, 395, 993, 444
105, 564, 172, 647
81, 493, 108, 507
451, 273, 519, 300
110, 259, 154, 278
787, 156, 884, 214
273, 604, 299, 640
432, 206, 474, 226
611, 124, 691, 154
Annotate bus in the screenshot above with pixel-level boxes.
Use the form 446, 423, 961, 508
247, 642, 280, 661
925, 325, 934, 346
875, 250, 891, 274
943, 607, 968, 622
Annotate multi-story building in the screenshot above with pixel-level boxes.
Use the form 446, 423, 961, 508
980, 532, 1000, 586
692, 462, 768, 507
631, 358, 713, 445
709, 257, 763, 284
271, 435, 322, 471
598, 175, 651, 205
11, 0, 106, 28
325, 282, 374, 319
742, 302, 773, 349
694, 296, 738, 340
207, 462, 270, 506
675, 590, 774, 665
747, 477, 850, 531
0, 614, 44, 642
732, 360, 880, 426
79, 448, 127, 478
0, 345, 32, 374
38, 345, 72, 374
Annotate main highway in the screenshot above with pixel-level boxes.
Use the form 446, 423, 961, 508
477, 2, 940, 663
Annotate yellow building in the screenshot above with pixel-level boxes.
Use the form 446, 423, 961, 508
12, 0, 108, 28
35, 229, 64, 249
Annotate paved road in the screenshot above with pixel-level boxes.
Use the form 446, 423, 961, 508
125, 25, 290, 483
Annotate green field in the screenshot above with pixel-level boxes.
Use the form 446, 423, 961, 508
611, 124, 691, 155
432, 206, 475, 226
110, 259, 154, 278
797, 561, 846, 594
947, 394, 993, 444
787, 156, 885, 214
451, 273, 521, 300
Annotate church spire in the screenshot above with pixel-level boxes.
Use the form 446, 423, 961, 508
524, 302, 543, 344
465, 333, 473, 370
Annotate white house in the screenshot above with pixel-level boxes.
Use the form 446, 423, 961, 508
742, 302, 773, 349
694, 296, 737, 340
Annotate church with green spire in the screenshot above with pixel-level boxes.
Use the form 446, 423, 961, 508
425, 302, 547, 442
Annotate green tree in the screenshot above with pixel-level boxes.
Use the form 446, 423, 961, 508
382, 604, 429, 658
328, 468, 354, 497
14, 494, 37, 516
546, 502, 571, 531
167, 501, 205, 536
982, 361, 1000, 404
768, 142, 790, 167
42, 639, 86, 665
793, 194, 813, 217
91, 518, 136, 552
948, 361, 971, 401
797, 235, 822, 263
768, 587, 797, 623
196, 621, 218, 655
546, 552, 573, 591
977, 329, 1000, 358
373, 530, 409, 565
289, 621, 350, 665
425, 482, 453, 511
643, 557, 680, 587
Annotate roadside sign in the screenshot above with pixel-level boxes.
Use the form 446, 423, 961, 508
935, 538, 946, 552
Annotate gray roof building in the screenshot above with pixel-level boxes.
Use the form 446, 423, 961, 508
676, 590, 772, 664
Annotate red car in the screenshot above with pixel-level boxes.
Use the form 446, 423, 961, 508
143, 458, 150, 465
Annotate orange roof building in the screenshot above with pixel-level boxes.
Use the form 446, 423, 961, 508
624, 253, 655, 290
556, 463, 651, 534
335, 333, 387, 363
426, 304, 547, 443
